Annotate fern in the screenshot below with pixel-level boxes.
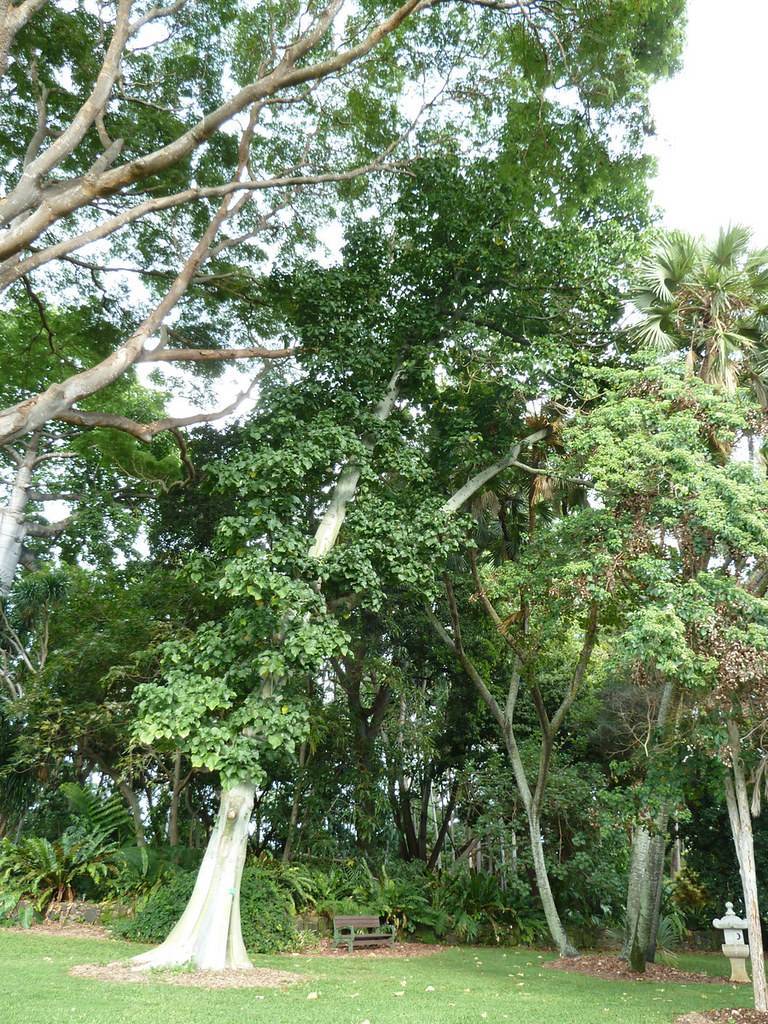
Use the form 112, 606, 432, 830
60, 783, 134, 842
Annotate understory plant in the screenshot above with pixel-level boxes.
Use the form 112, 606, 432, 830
115, 866, 300, 954
0, 833, 119, 910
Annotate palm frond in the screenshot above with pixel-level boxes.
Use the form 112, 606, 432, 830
630, 315, 677, 353
708, 224, 752, 269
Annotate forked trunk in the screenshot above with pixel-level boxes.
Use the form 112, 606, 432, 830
131, 783, 255, 971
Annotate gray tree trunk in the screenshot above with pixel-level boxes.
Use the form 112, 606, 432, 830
725, 722, 768, 1013
117, 780, 146, 848
622, 676, 677, 966
622, 804, 670, 966
168, 751, 183, 847
644, 825, 668, 961
502, 723, 578, 957
131, 783, 255, 971
282, 741, 306, 864
0, 431, 38, 595
528, 810, 579, 957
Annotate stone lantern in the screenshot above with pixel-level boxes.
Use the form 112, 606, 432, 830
713, 901, 750, 983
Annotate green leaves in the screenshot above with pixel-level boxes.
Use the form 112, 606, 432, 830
629, 227, 768, 398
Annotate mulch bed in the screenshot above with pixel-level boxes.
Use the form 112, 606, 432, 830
290, 938, 444, 958
676, 1013, 768, 1023
545, 954, 729, 985
70, 962, 302, 989
9, 922, 112, 940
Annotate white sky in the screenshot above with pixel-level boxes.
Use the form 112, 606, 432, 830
648, 0, 768, 244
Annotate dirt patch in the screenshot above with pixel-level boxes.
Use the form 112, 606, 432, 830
8, 922, 112, 940
290, 939, 445, 958
545, 954, 729, 985
70, 961, 303, 989
676, 1012, 768, 1023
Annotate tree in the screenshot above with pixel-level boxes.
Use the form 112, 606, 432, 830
560, 360, 768, 993
0, 0, 686, 961
621, 224, 768, 967
632, 225, 768, 399
0, 0, 686, 444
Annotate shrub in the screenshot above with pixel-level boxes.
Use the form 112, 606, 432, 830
115, 866, 298, 953
284, 858, 544, 946
0, 833, 120, 910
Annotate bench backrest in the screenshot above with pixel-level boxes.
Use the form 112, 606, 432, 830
333, 915, 381, 929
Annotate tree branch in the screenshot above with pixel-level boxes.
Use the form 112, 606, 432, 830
0, 0, 426, 258
441, 427, 549, 514
138, 344, 296, 364
54, 372, 263, 442
25, 515, 74, 537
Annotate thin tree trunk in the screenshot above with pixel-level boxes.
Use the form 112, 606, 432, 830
528, 808, 579, 957
725, 722, 768, 1013
644, 824, 669, 962
505, 719, 577, 956
117, 782, 146, 848
282, 741, 306, 864
426, 782, 456, 871
168, 751, 183, 847
131, 783, 255, 971
428, 600, 581, 956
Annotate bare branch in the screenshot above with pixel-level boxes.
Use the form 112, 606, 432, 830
0, 0, 426, 258
54, 371, 264, 442
128, 0, 188, 36
138, 344, 296, 363
441, 427, 549, 514
0, 0, 49, 78
25, 515, 74, 537
0, 190, 234, 444
28, 490, 86, 503
2, 444, 23, 467
1, 0, 134, 225
0, 157, 406, 287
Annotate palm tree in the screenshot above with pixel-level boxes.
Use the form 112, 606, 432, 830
631, 226, 768, 403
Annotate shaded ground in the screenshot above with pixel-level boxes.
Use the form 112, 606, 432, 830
8, 921, 112, 940
70, 961, 302, 989
546, 953, 733, 985
677, 1012, 768, 1023
296, 938, 444, 958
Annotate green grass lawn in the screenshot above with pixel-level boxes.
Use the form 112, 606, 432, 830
0, 931, 757, 1024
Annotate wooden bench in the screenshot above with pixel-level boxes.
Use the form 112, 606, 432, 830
332, 914, 396, 953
